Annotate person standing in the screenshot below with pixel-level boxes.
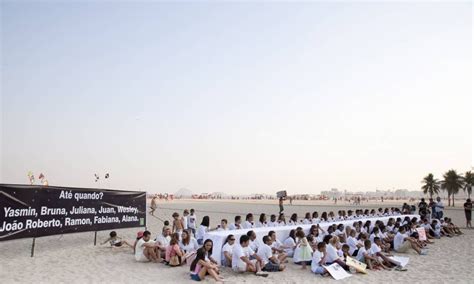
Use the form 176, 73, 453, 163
435, 197, 444, 219
463, 199, 472, 229
150, 196, 158, 215
418, 198, 428, 220
279, 197, 284, 215
188, 209, 197, 236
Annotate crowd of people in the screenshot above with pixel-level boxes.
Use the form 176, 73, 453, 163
102, 199, 469, 282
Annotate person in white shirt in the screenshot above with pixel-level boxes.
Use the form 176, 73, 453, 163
346, 229, 362, 256
371, 237, 405, 270
268, 230, 288, 263
188, 209, 197, 236
255, 213, 267, 228
267, 214, 279, 227
283, 230, 297, 257
221, 234, 235, 267
196, 216, 210, 245
303, 212, 312, 224
311, 211, 321, 224
232, 235, 268, 277
182, 209, 189, 230
394, 226, 424, 255
326, 236, 349, 270
155, 226, 171, 259
229, 216, 242, 230
242, 213, 254, 229
311, 242, 329, 275
288, 213, 299, 226
135, 230, 160, 262
435, 197, 444, 219
258, 236, 286, 272
247, 230, 259, 253
217, 219, 229, 231
179, 230, 199, 254
277, 213, 287, 226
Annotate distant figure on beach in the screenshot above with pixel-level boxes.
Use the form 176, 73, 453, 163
435, 197, 444, 219
464, 199, 472, 228
289, 197, 293, 205
150, 196, 158, 215
279, 197, 284, 214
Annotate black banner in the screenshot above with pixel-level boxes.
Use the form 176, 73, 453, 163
0, 184, 146, 241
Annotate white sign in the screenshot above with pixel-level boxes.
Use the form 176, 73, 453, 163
323, 263, 352, 280
389, 256, 410, 268
416, 227, 427, 241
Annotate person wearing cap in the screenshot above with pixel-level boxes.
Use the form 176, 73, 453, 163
133, 231, 144, 254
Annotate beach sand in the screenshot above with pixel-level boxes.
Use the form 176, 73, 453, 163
1, 200, 472, 283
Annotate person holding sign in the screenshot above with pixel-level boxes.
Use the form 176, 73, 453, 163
311, 242, 329, 276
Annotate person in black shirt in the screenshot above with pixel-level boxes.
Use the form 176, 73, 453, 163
463, 199, 472, 229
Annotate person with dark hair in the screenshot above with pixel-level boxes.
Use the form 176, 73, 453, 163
222, 234, 236, 267
246, 230, 259, 253
231, 235, 268, 277
202, 239, 219, 265
311, 242, 329, 276
217, 219, 228, 231
165, 232, 185, 266
101, 231, 133, 249
155, 226, 171, 259
321, 212, 328, 222
188, 209, 197, 236
311, 211, 320, 224
394, 226, 425, 255
268, 214, 278, 227
464, 198, 472, 228
179, 230, 199, 265
288, 213, 298, 226
268, 231, 287, 263
303, 212, 312, 224
190, 247, 223, 282
277, 213, 286, 226
196, 216, 210, 245
283, 229, 297, 257
279, 197, 284, 214
257, 235, 286, 272
243, 213, 254, 229
255, 213, 267, 228
229, 215, 242, 230
135, 230, 161, 263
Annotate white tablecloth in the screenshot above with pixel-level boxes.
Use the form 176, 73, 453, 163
204, 214, 418, 264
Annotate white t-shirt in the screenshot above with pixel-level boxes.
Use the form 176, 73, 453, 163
394, 232, 407, 251
255, 221, 266, 228
257, 243, 273, 265
196, 225, 208, 240
356, 247, 367, 261
232, 245, 251, 269
347, 236, 358, 255
267, 221, 278, 227
370, 243, 381, 255
288, 220, 298, 226
222, 243, 234, 264
303, 219, 312, 224
326, 244, 339, 263
435, 201, 444, 213
155, 234, 170, 248
312, 218, 321, 224
249, 239, 259, 252
228, 223, 240, 230
311, 250, 324, 272
179, 237, 199, 252
188, 214, 197, 229
283, 237, 296, 255
182, 216, 188, 230
242, 221, 253, 229
135, 238, 154, 261
271, 239, 283, 249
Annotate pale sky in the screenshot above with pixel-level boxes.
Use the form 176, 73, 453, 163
1, 1, 472, 195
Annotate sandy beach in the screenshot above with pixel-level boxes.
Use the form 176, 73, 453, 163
0, 199, 472, 283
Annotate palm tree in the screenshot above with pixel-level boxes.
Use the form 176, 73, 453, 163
421, 173, 440, 198
441, 169, 465, 206
463, 171, 473, 199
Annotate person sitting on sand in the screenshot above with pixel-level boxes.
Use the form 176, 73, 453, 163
346, 229, 362, 256
101, 231, 133, 249
268, 231, 288, 263
190, 247, 223, 282
165, 233, 185, 266
172, 212, 185, 234
255, 213, 267, 228
135, 231, 161, 263
394, 226, 426, 255
444, 218, 463, 235
247, 230, 259, 253
202, 239, 219, 266
283, 229, 297, 257
221, 219, 230, 231
268, 214, 278, 227
229, 215, 242, 230
242, 213, 254, 229
326, 236, 349, 270
277, 213, 286, 226
133, 231, 144, 253
311, 242, 330, 277
179, 230, 199, 264
188, 209, 197, 236
222, 234, 235, 267
258, 236, 286, 272
232, 235, 268, 277
155, 226, 172, 259
371, 237, 407, 271
356, 239, 390, 270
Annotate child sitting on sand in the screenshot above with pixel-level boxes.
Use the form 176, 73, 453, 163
101, 231, 133, 249
311, 242, 330, 276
